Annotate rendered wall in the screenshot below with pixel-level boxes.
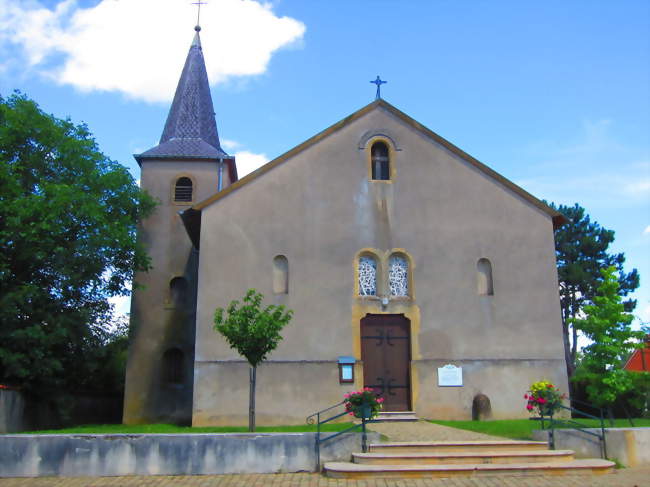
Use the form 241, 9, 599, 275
193, 105, 567, 424
123, 159, 229, 425
533, 428, 650, 467
0, 432, 378, 477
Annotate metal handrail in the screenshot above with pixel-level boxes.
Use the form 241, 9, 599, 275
539, 401, 608, 459
306, 400, 374, 471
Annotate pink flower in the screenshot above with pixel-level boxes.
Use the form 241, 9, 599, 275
526, 404, 533, 411
524, 394, 529, 399
377, 398, 384, 403
538, 398, 546, 404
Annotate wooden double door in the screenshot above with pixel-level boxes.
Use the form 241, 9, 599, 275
360, 314, 411, 411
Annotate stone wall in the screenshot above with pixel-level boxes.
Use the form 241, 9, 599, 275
0, 432, 379, 477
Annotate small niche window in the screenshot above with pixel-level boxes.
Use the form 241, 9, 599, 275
388, 254, 409, 296
273, 255, 289, 294
162, 348, 184, 384
371, 142, 390, 180
477, 258, 494, 296
174, 177, 193, 202
358, 256, 377, 296
169, 277, 188, 307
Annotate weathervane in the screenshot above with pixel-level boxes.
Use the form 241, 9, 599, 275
192, 1, 207, 30
370, 75, 387, 100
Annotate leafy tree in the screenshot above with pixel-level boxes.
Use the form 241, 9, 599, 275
214, 289, 293, 431
551, 202, 639, 379
0, 92, 156, 396
571, 267, 647, 410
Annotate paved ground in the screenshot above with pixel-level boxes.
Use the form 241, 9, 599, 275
1, 469, 649, 487
367, 420, 503, 442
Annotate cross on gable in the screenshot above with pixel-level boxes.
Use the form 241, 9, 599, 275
370, 76, 387, 100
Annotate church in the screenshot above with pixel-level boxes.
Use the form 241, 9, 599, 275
123, 26, 569, 426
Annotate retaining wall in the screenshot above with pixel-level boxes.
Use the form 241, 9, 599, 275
533, 427, 650, 467
0, 432, 379, 477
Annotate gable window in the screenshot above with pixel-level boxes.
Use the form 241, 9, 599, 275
477, 258, 494, 296
388, 254, 409, 296
174, 177, 193, 202
358, 256, 378, 296
273, 255, 289, 294
371, 141, 390, 180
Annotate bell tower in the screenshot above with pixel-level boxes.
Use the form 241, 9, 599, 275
123, 25, 237, 424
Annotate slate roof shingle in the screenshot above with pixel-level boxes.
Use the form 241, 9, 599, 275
136, 30, 230, 162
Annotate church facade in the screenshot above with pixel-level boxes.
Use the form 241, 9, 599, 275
123, 28, 569, 426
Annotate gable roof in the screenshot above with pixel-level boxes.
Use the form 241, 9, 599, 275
136, 29, 234, 172
183, 99, 565, 245
623, 335, 650, 372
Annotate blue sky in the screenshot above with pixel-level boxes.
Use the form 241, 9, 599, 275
1, 0, 649, 326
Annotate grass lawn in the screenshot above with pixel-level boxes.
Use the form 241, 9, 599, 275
16, 423, 357, 435
430, 418, 650, 440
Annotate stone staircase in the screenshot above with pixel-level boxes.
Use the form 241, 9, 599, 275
323, 440, 615, 479
375, 411, 419, 422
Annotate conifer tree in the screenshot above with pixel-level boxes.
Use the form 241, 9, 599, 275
551, 202, 639, 379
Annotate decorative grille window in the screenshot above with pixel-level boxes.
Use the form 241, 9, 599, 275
358, 256, 377, 296
389, 255, 409, 296
174, 177, 193, 202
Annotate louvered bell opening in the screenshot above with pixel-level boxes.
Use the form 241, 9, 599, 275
174, 177, 193, 202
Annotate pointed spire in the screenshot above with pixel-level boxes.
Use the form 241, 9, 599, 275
136, 26, 229, 162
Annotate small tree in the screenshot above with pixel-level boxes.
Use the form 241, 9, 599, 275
571, 267, 647, 412
214, 289, 292, 431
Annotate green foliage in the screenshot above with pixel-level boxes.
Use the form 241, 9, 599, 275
429, 418, 650, 441
213, 289, 293, 367
571, 267, 647, 407
0, 92, 156, 395
214, 289, 292, 431
550, 202, 639, 378
21, 422, 355, 435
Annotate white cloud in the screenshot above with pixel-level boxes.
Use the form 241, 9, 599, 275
221, 138, 241, 151
625, 179, 650, 196
0, 0, 305, 102
235, 150, 269, 177
514, 120, 650, 209
643, 225, 650, 236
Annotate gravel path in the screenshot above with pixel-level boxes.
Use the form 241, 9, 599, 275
368, 419, 506, 442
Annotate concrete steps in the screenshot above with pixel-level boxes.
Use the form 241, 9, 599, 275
352, 449, 575, 465
369, 440, 548, 453
324, 459, 615, 479
375, 411, 418, 422
323, 440, 615, 479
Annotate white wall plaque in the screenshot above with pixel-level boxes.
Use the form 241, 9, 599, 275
437, 364, 463, 387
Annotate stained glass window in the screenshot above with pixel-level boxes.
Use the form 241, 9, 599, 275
389, 255, 408, 296
358, 256, 377, 296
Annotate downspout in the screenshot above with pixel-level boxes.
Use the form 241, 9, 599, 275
217, 158, 224, 191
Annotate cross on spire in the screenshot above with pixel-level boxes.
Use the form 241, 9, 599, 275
192, 1, 207, 30
370, 75, 387, 100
